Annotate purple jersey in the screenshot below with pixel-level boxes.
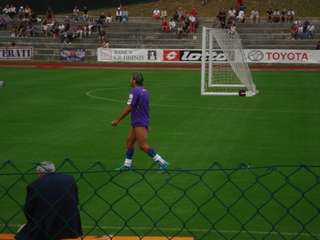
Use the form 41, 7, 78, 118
127, 86, 149, 127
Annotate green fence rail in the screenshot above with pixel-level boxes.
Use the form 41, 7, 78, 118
1, 159, 320, 239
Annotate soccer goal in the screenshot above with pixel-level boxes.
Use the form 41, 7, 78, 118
201, 27, 258, 96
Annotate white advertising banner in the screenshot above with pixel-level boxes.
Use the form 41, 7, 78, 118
97, 48, 320, 64
245, 49, 320, 64
0, 47, 33, 60
97, 48, 162, 62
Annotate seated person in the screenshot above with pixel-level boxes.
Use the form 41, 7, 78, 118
272, 9, 281, 22
169, 18, 176, 31
250, 10, 259, 23
105, 12, 112, 23
217, 9, 226, 28
266, 8, 273, 22
15, 161, 82, 240
160, 9, 167, 19
152, 9, 160, 19
161, 17, 170, 32
287, 9, 295, 22
281, 9, 287, 22
236, 9, 245, 23
121, 8, 128, 22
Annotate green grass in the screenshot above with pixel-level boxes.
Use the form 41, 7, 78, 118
0, 68, 320, 239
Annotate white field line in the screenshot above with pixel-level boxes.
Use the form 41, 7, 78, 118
85, 89, 320, 115
2, 223, 320, 237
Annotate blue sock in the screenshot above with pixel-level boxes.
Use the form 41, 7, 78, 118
147, 148, 157, 158
126, 148, 134, 159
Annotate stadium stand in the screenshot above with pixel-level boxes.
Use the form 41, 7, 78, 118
0, 15, 319, 62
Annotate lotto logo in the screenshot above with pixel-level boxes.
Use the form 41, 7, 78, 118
163, 50, 180, 61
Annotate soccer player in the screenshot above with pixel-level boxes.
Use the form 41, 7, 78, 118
111, 72, 169, 170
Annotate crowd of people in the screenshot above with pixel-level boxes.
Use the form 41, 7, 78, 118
215, 3, 318, 43
154, 7, 199, 36
291, 20, 316, 40
266, 9, 295, 23
0, 2, 318, 47
0, 4, 116, 45
217, 6, 297, 29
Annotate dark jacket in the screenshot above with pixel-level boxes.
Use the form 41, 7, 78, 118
16, 173, 82, 240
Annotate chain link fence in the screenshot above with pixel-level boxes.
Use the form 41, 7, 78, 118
1, 159, 320, 239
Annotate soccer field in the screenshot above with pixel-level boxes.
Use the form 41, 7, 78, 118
0, 67, 320, 239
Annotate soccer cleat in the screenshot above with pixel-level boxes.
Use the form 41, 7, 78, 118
115, 165, 132, 171
159, 161, 169, 170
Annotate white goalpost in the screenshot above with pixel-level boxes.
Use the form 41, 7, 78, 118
201, 27, 258, 96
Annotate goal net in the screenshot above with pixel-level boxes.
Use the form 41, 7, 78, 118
201, 27, 258, 96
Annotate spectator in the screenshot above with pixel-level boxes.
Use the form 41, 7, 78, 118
183, 16, 190, 33
316, 40, 320, 49
161, 17, 170, 32
306, 22, 315, 38
303, 20, 310, 34
281, 9, 287, 22
272, 9, 281, 23
266, 8, 273, 23
18, 6, 24, 16
190, 7, 198, 17
87, 18, 95, 36
58, 22, 65, 32
236, 9, 245, 23
177, 20, 184, 37
297, 21, 304, 39
169, 18, 176, 31
217, 9, 226, 28
15, 161, 82, 240
160, 9, 167, 19
176, 7, 184, 21
188, 14, 197, 33
152, 9, 160, 19
82, 5, 88, 16
287, 9, 295, 22
72, 5, 80, 21
105, 12, 112, 24
250, 9, 259, 23
290, 21, 298, 39
97, 12, 106, 27
227, 8, 236, 23
115, 7, 122, 22
2, 4, 9, 15
8, 4, 17, 18
122, 8, 128, 22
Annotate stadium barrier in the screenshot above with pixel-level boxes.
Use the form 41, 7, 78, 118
0, 159, 320, 240
97, 48, 320, 64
